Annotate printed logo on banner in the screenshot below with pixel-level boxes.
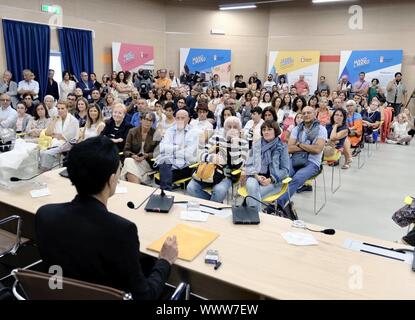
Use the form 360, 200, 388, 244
353, 57, 370, 68
280, 57, 294, 69
117, 44, 154, 71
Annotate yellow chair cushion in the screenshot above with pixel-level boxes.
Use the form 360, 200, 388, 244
237, 177, 292, 203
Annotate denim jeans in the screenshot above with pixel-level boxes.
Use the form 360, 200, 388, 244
246, 177, 283, 212
187, 178, 232, 203
277, 161, 320, 208
158, 163, 192, 191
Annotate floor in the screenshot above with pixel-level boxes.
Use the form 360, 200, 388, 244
289, 141, 415, 242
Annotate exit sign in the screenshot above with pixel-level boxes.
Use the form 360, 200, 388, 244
41, 4, 61, 14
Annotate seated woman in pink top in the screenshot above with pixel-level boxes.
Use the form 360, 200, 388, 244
316, 97, 331, 126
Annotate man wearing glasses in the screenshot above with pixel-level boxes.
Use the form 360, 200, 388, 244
276, 106, 327, 217
66, 93, 77, 115
0, 70, 18, 108
0, 94, 17, 129
76, 72, 96, 100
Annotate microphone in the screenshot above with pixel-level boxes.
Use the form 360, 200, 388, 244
127, 186, 159, 210
10, 162, 62, 182
241, 195, 283, 218
306, 227, 336, 235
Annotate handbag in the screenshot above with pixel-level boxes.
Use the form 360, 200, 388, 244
291, 151, 308, 169
392, 199, 415, 227
38, 130, 53, 150
192, 162, 224, 185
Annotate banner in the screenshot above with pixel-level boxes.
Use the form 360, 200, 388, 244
338, 50, 403, 89
180, 48, 232, 87
268, 51, 320, 93
112, 42, 154, 73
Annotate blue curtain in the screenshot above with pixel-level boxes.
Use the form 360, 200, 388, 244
2, 19, 50, 100
58, 28, 94, 80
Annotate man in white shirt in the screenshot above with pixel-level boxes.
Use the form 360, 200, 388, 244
169, 70, 180, 88
17, 69, 40, 101
0, 70, 18, 107
263, 74, 277, 92
156, 110, 198, 190
191, 103, 213, 132
0, 94, 18, 128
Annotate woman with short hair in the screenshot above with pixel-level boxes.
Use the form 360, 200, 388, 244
25, 103, 51, 142
101, 103, 132, 151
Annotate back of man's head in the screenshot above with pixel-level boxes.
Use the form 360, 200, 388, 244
67, 136, 120, 197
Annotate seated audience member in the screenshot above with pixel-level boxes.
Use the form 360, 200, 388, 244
234, 75, 248, 100
262, 107, 278, 123
155, 69, 172, 90
337, 75, 352, 99
114, 71, 134, 103
79, 104, 106, 141
40, 101, 79, 170
217, 107, 236, 135
214, 92, 229, 126
25, 103, 51, 142
292, 96, 306, 114
17, 69, 39, 102
131, 98, 153, 128
0, 70, 18, 107
0, 94, 17, 128
284, 113, 303, 142
332, 97, 344, 112
13, 102, 32, 133
59, 71, 76, 101
147, 89, 159, 109
154, 101, 166, 126
102, 93, 116, 121
187, 116, 248, 203
35, 136, 178, 300
66, 93, 77, 115
245, 120, 290, 213
272, 97, 283, 125
75, 97, 89, 128
361, 100, 381, 143
259, 91, 272, 110
346, 100, 363, 156
101, 103, 132, 151
387, 113, 412, 145
317, 97, 332, 126
191, 103, 213, 132
263, 74, 277, 92
122, 111, 159, 185
90, 72, 101, 92
74, 87, 84, 100
22, 93, 35, 116
90, 89, 104, 108
308, 96, 319, 109
76, 71, 95, 100
325, 109, 352, 169
155, 102, 176, 140
44, 95, 58, 118
244, 107, 264, 142
276, 107, 327, 214
317, 76, 330, 94
155, 110, 198, 191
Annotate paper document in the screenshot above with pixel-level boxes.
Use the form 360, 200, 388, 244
115, 185, 128, 194
282, 232, 318, 246
30, 188, 51, 198
180, 210, 209, 222
147, 224, 219, 261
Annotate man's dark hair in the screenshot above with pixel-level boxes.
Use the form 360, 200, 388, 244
395, 72, 402, 78
67, 136, 120, 196
251, 106, 263, 115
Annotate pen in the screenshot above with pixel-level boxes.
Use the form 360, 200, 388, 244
214, 261, 222, 270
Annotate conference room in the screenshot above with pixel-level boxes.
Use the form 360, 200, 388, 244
0, 0, 415, 306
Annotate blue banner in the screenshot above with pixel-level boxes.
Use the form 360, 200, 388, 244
183, 49, 231, 73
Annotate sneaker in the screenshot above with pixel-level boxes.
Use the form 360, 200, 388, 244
386, 139, 397, 144
296, 185, 313, 193
281, 202, 298, 221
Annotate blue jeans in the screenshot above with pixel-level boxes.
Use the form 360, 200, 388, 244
159, 164, 192, 191
187, 178, 232, 203
277, 161, 320, 208
246, 177, 283, 212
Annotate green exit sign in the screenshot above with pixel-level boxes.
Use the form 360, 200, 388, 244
41, 4, 61, 14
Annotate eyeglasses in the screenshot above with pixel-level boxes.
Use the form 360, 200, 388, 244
0, 99, 10, 101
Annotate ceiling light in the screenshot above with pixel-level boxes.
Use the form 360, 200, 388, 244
219, 3, 257, 10
312, 0, 354, 3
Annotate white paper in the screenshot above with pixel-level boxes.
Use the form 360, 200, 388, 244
30, 188, 51, 198
115, 185, 128, 194
282, 232, 318, 246
212, 208, 232, 219
180, 210, 209, 222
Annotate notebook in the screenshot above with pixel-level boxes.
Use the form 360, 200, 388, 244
147, 224, 219, 261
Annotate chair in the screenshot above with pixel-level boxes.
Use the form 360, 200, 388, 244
351, 134, 366, 169
201, 168, 243, 205
0, 215, 28, 259
153, 162, 199, 190
11, 268, 190, 301
305, 164, 327, 215
323, 150, 342, 194
237, 177, 293, 214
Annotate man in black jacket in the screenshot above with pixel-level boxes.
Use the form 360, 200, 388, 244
35, 136, 178, 300
45, 69, 60, 101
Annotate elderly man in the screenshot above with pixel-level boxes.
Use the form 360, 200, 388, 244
169, 70, 180, 88
155, 69, 172, 90
293, 75, 309, 95
131, 98, 156, 129
17, 69, 39, 102
337, 75, 352, 99
0, 94, 18, 128
386, 72, 408, 116
209, 74, 221, 90
276, 106, 327, 216
0, 70, 18, 107
76, 72, 95, 100
352, 72, 369, 98
156, 110, 198, 190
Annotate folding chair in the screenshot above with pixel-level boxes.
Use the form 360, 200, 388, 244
305, 165, 327, 215
0, 215, 29, 259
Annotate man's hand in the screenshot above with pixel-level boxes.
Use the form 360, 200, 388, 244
159, 235, 178, 265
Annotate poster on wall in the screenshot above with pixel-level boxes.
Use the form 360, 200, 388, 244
112, 42, 154, 73
268, 51, 321, 94
180, 48, 232, 87
338, 50, 403, 90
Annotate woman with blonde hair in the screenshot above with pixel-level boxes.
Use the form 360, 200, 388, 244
79, 104, 106, 141
101, 103, 132, 151
74, 97, 89, 128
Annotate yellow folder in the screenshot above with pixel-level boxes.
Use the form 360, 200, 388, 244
147, 224, 219, 261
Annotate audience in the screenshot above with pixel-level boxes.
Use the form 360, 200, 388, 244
25, 103, 51, 142
346, 100, 363, 156
59, 71, 76, 101
13, 101, 32, 133
101, 103, 132, 151
76, 71, 95, 100
386, 72, 407, 116
74, 97, 89, 128
79, 104, 106, 141
44, 95, 58, 118
0, 70, 18, 107
46, 69, 59, 101
361, 100, 381, 143
17, 69, 39, 103
0, 93, 17, 128
244, 106, 264, 142
387, 113, 412, 145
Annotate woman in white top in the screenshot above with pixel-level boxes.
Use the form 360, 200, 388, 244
59, 71, 76, 101
387, 113, 412, 145
154, 102, 175, 141
244, 106, 264, 142
25, 103, 51, 142
259, 91, 272, 110
154, 101, 166, 127
114, 71, 134, 102
13, 102, 32, 133
79, 104, 106, 141
147, 89, 158, 110
40, 101, 79, 170
44, 95, 58, 118
102, 93, 115, 122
